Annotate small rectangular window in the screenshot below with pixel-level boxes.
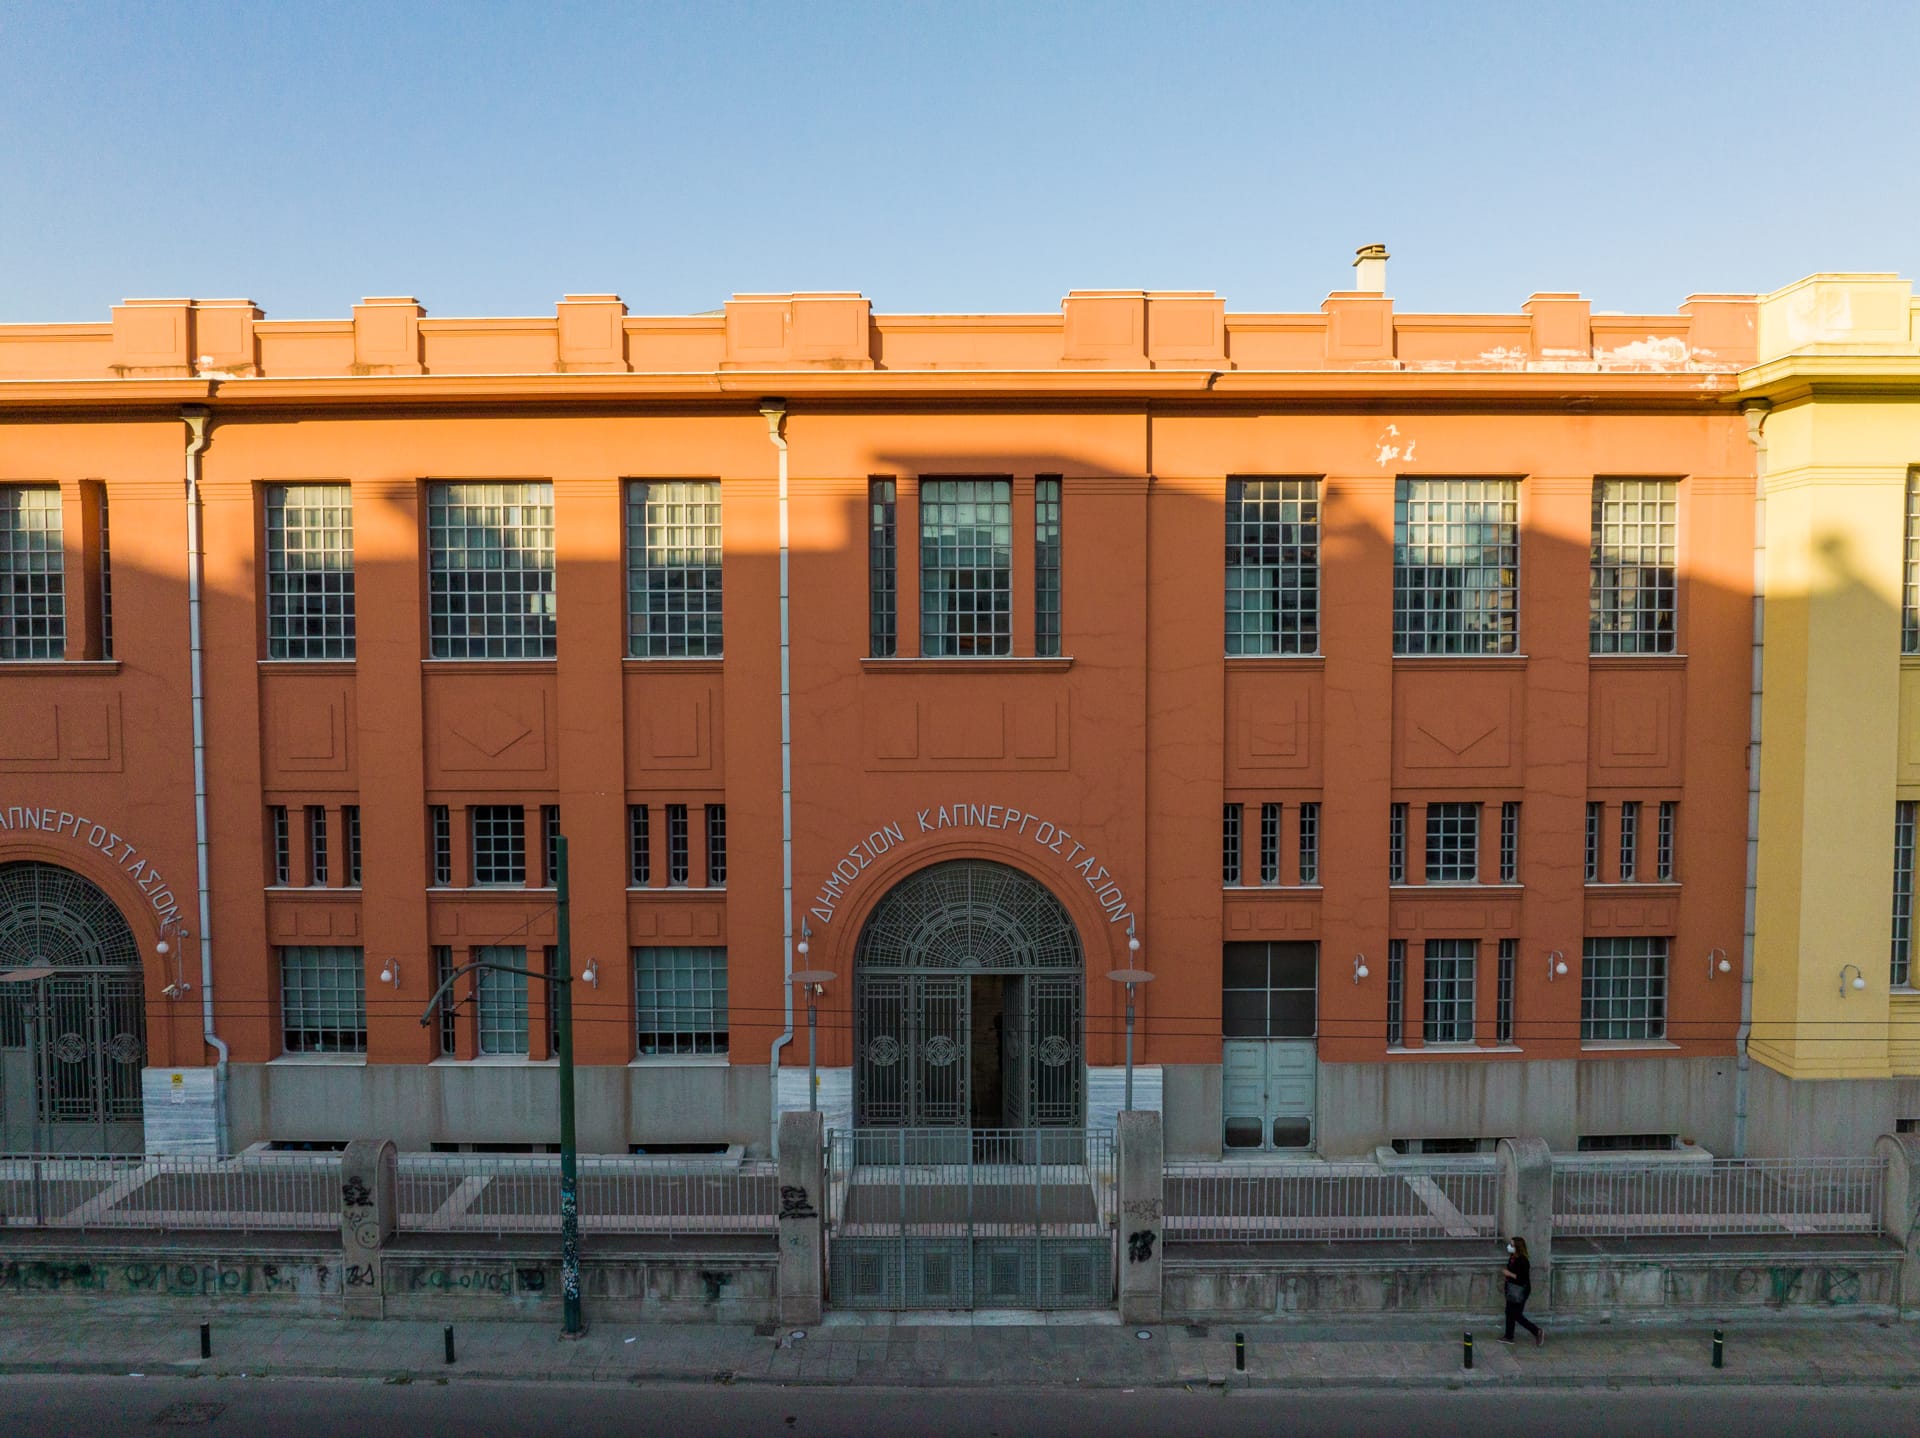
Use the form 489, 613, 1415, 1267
1035, 476, 1062, 657
542, 804, 561, 888
1585, 802, 1602, 883
1497, 938, 1516, 1046
1895, 802, 1917, 989
1298, 803, 1320, 885
1258, 803, 1281, 885
1582, 936, 1668, 1042
269, 806, 290, 886
1656, 802, 1676, 882
430, 805, 452, 887
265, 484, 355, 659
627, 479, 723, 658
279, 945, 366, 1054
0, 484, 66, 659
1394, 478, 1519, 655
1225, 478, 1320, 655
1591, 478, 1677, 655
920, 477, 1012, 657
667, 803, 690, 886
427, 482, 556, 660
705, 804, 727, 886
1222, 803, 1243, 886
1424, 803, 1480, 884
869, 478, 898, 657
634, 946, 729, 1056
306, 805, 329, 886
1222, 941, 1317, 1038
471, 805, 526, 887
629, 804, 651, 886
432, 945, 457, 1056
1385, 939, 1406, 1047
1500, 802, 1520, 883
344, 805, 361, 887
1389, 803, 1407, 884
475, 945, 530, 1055
1423, 939, 1477, 1045
1619, 801, 1639, 883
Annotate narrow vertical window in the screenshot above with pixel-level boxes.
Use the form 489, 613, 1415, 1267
1225, 478, 1320, 654
470, 805, 526, 887
1895, 802, 1917, 988
629, 804, 651, 886
265, 484, 355, 659
98, 489, 114, 660
1424, 803, 1480, 883
1585, 802, 1602, 883
705, 804, 727, 886
344, 805, 362, 887
1393, 478, 1519, 655
545, 945, 562, 1057
1590, 478, 1677, 655
1034, 476, 1063, 657
306, 805, 329, 886
1656, 802, 1677, 882
427, 482, 555, 659
1907, 470, 1920, 654
475, 945, 530, 1056
667, 803, 690, 886
432, 946, 457, 1055
1222, 803, 1243, 886
269, 806, 290, 886
541, 805, 561, 888
1423, 939, 1477, 1045
1388, 803, 1407, 884
1497, 938, 1516, 1045
0, 484, 66, 659
1385, 939, 1406, 1048
1619, 801, 1639, 883
1258, 803, 1281, 885
868, 478, 897, 657
1500, 802, 1520, 883
919, 477, 1012, 657
1298, 803, 1320, 885
430, 806, 452, 887
628, 479, 723, 657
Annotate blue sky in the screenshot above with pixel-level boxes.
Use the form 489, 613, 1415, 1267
1, 0, 1915, 322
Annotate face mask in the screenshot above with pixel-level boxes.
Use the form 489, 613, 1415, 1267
1506, 1244, 1516, 1254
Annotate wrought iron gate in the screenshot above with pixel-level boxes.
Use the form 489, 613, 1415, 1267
826, 1127, 1115, 1310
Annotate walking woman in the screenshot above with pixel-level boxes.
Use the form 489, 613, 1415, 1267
1501, 1235, 1545, 1346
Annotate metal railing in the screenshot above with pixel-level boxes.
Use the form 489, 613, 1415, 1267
1163, 1162, 1500, 1243
1552, 1156, 1885, 1238
395, 1154, 777, 1236
0, 1153, 340, 1232
828, 1127, 1116, 1238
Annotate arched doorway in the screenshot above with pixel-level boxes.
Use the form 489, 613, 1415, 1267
854, 859, 1084, 1129
0, 861, 147, 1154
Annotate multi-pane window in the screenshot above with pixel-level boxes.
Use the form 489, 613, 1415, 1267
1906, 471, 1920, 655
265, 484, 355, 659
97, 491, 114, 659
1590, 478, 1677, 654
471, 805, 526, 887
430, 805, 452, 886
542, 805, 561, 888
1499, 802, 1520, 883
1497, 938, 1517, 1046
432, 946, 457, 1056
0, 485, 65, 659
1656, 802, 1676, 883
1423, 939, 1477, 1045
1895, 802, 1917, 988
634, 946, 729, 1056
306, 806, 329, 886
1225, 478, 1319, 655
869, 478, 898, 657
1388, 803, 1408, 884
1258, 803, 1281, 885
666, 803, 690, 886
1222, 803, 1243, 886
1425, 803, 1480, 883
1393, 478, 1519, 655
269, 806, 291, 885
1582, 937, 1668, 1042
427, 482, 556, 659
1585, 802, 1602, 883
919, 478, 1011, 657
1619, 801, 1640, 882
475, 945, 530, 1055
705, 804, 727, 886
628, 480, 722, 658
1222, 942, 1317, 1038
1385, 939, 1406, 1047
629, 804, 651, 886
279, 946, 366, 1054
344, 805, 362, 886
1035, 476, 1063, 657
1299, 803, 1320, 885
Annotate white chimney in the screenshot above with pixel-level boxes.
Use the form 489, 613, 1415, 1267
1352, 243, 1389, 294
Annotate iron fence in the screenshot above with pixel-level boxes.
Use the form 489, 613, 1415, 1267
1163, 1162, 1500, 1243
827, 1127, 1115, 1239
395, 1154, 777, 1236
1552, 1156, 1885, 1238
0, 1153, 340, 1232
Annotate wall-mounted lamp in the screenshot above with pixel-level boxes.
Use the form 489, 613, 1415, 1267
1352, 953, 1370, 985
582, 958, 599, 988
1546, 949, 1569, 982
379, 958, 400, 988
1127, 916, 1142, 955
1840, 963, 1868, 997
797, 919, 812, 959
1708, 947, 1732, 980
157, 936, 191, 999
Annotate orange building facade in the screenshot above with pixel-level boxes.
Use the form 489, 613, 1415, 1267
0, 264, 1759, 1158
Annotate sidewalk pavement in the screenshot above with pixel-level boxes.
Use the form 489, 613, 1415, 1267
2, 1311, 1918, 1390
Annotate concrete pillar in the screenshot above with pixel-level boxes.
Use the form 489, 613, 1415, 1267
1118, 1109, 1164, 1324
1874, 1133, 1920, 1311
339, 1139, 397, 1319
776, 1109, 825, 1325
1496, 1136, 1553, 1313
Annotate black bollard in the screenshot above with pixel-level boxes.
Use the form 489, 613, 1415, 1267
199, 1323, 211, 1359
1463, 1331, 1473, 1370
1234, 1332, 1245, 1372
444, 1324, 456, 1365
1712, 1328, 1724, 1369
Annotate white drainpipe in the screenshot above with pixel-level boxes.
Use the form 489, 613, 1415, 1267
1735, 399, 1770, 1157
181, 405, 230, 1155
760, 399, 795, 1153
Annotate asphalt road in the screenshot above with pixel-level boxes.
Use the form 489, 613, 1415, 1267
7, 1376, 1920, 1438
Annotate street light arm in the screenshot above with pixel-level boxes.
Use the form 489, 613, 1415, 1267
417, 958, 567, 1027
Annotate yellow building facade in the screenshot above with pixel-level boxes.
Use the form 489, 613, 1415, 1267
1741, 272, 1920, 1153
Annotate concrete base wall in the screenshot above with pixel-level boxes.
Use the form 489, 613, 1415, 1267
1746, 1064, 1920, 1158
1550, 1250, 1900, 1317
1162, 1065, 1223, 1159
